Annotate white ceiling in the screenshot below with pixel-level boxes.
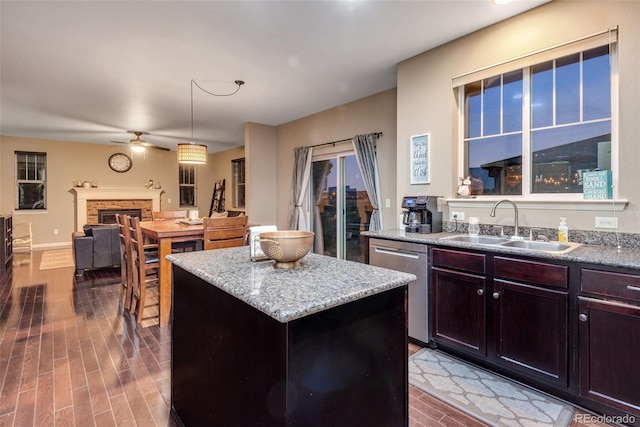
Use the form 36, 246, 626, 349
0, 0, 548, 154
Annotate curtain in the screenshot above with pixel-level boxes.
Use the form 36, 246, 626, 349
352, 134, 383, 231
288, 146, 313, 230
311, 160, 332, 254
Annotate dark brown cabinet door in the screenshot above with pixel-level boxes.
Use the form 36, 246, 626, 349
578, 297, 640, 418
494, 279, 568, 387
432, 267, 486, 357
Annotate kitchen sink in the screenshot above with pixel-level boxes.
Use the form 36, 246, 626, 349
499, 240, 580, 253
440, 235, 509, 245
439, 235, 581, 254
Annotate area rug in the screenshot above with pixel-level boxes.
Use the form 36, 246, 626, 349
409, 348, 574, 427
39, 248, 75, 270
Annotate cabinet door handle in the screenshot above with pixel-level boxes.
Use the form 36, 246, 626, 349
492, 292, 500, 299
579, 313, 588, 322
477, 289, 484, 296
627, 285, 640, 292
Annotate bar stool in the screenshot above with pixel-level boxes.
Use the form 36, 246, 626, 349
115, 214, 133, 311
127, 216, 160, 323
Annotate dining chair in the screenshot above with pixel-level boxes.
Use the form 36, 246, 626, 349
115, 214, 134, 311
151, 210, 187, 221
203, 215, 249, 250
127, 215, 160, 323
152, 210, 200, 252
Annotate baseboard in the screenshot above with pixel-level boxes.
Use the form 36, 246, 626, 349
32, 242, 72, 250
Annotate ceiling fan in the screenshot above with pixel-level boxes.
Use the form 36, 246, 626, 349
111, 130, 170, 152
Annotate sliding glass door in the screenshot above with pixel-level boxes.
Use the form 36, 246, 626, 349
311, 153, 372, 263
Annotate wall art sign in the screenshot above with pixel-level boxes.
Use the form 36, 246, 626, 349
410, 133, 430, 184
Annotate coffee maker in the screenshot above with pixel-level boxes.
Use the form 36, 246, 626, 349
401, 196, 442, 234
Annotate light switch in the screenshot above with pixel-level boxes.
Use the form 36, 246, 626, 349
385, 198, 391, 208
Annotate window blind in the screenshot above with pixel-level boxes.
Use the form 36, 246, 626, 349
451, 27, 618, 88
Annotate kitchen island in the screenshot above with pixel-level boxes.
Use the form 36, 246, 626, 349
167, 247, 416, 427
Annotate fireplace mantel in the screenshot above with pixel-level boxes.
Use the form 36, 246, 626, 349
71, 188, 163, 231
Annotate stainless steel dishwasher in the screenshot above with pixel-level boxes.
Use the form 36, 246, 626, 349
369, 238, 429, 345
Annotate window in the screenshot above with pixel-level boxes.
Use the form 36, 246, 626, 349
232, 158, 245, 208
16, 151, 46, 210
179, 164, 197, 207
460, 42, 614, 197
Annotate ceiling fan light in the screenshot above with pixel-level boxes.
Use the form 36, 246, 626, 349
178, 143, 208, 164
131, 145, 146, 153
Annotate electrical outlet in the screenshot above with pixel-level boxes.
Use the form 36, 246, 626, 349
595, 217, 618, 229
451, 211, 465, 221
167, 198, 172, 204
385, 198, 391, 208
53, 229, 59, 235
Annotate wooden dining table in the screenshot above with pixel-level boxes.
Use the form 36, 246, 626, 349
139, 220, 204, 327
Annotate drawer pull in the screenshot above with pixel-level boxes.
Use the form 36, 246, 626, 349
492, 292, 500, 300
477, 289, 484, 296
579, 313, 588, 322
627, 285, 640, 292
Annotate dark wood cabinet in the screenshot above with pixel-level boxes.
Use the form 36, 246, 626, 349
493, 257, 569, 387
432, 248, 487, 357
432, 267, 486, 356
431, 248, 569, 388
429, 243, 640, 424
0, 215, 12, 274
494, 279, 568, 387
578, 268, 640, 420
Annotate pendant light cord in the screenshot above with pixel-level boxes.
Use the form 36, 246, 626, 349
190, 78, 245, 143
192, 79, 245, 97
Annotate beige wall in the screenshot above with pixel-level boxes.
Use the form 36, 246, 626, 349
204, 145, 245, 214
245, 123, 278, 227
275, 89, 397, 230
397, 0, 640, 233
0, 135, 237, 247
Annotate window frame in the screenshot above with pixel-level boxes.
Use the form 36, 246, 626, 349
231, 158, 245, 209
454, 31, 623, 209
178, 164, 197, 208
15, 151, 47, 211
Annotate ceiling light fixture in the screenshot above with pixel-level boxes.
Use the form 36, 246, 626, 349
177, 79, 245, 164
492, 0, 513, 4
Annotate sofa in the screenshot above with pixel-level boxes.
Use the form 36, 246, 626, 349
72, 224, 120, 276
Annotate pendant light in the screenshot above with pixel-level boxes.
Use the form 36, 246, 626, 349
178, 79, 245, 164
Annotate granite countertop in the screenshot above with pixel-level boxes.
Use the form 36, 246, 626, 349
167, 246, 416, 323
364, 229, 640, 270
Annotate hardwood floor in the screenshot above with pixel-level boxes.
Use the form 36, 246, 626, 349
0, 250, 612, 426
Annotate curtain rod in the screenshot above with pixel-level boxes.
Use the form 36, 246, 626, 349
307, 132, 382, 149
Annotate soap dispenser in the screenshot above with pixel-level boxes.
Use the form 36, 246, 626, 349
558, 217, 569, 243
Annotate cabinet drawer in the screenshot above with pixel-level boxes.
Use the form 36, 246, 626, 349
494, 257, 568, 289
581, 269, 640, 303
432, 248, 485, 275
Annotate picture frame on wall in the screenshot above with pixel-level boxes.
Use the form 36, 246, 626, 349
410, 133, 430, 184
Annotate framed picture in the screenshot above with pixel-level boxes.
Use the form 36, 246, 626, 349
410, 133, 430, 184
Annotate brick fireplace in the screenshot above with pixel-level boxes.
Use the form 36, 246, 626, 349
72, 188, 162, 231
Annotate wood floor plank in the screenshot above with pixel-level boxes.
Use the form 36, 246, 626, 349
13, 388, 36, 427
54, 357, 73, 410
35, 370, 55, 427
72, 385, 95, 427
54, 406, 75, 427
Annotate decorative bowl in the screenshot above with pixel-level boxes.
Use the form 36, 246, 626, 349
259, 230, 314, 268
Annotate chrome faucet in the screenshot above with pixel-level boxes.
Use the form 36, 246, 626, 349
489, 199, 520, 239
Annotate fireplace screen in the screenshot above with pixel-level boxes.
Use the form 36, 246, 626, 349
98, 209, 142, 224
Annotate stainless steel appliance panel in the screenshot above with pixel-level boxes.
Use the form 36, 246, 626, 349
369, 238, 429, 344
